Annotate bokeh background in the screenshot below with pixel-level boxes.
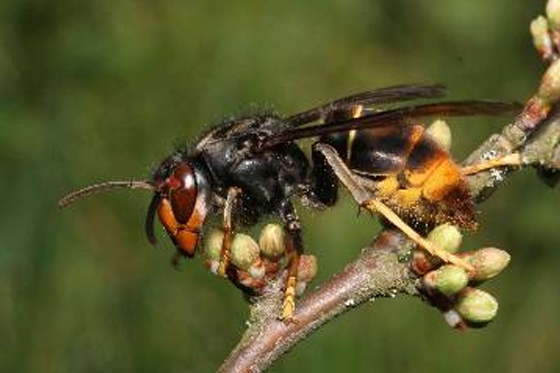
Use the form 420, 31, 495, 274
2, 1, 559, 372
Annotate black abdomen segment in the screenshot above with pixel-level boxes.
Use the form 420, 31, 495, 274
322, 125, 422, 178
318, 125, 476, 229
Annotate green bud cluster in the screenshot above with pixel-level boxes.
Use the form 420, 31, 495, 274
423, 265, 468, 296
531, 16, 553, 60
461, 247, 511, 282
259, 224, 286, 259
418, 224, 510, 329
203, 224, 317, 297
203, 229, 225, 275
427, 223, 462, 254
538, 60, 560, 103
531, 1, 560, 62
230, 234, 260, 270
455, 288, 499, 325
547, 0, 560, 30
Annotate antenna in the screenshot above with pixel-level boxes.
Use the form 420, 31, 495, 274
58, 180, 154, 208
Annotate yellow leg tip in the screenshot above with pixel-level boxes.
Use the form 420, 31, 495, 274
281, 297, 296, 322
439, 251, 475, 272
217, 260, 228, 277
281, 276, 298, 322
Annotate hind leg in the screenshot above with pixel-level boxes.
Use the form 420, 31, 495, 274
461, 153, 522, 175
314, 142, 474, 272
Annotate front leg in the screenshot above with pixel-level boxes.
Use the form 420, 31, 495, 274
217, 187, 242, 277
278, 199, 304, 321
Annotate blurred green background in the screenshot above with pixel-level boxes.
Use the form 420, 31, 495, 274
2, 1, 559, 372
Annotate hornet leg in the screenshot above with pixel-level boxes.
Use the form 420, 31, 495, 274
218, 187, 242, 277
278, 199, 304, 322
303, 104, 366, 208
314, 142, 474, 272
461, 153, 522, 175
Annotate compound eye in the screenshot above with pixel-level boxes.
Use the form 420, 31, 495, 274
168, 162, 197, 224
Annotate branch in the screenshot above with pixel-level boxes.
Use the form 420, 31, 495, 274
219, 99, 559, 373
220, 230, 415, 373
219, 5, 560, 372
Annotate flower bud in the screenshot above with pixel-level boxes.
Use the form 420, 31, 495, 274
547, 0, 560, 30
231, 233, 261, 270
460, 247, 510, 282
247, 260, 266, 279
427, 224, 463, 254
423, 265, 468, 296
538, 59, 560, 103
295, 281, 308, 296
455, 288, 498, 324
442, 309, 466, 330
236, 269, 265, 290
204, 229, 224, 261
206, 260, 221, 275
410, 249, 440, 275
297, 255, 318, 283
426, 119, 452, 151
259, 224, 286, 259
261, 257, 282, 276
531, 16, 552, 58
